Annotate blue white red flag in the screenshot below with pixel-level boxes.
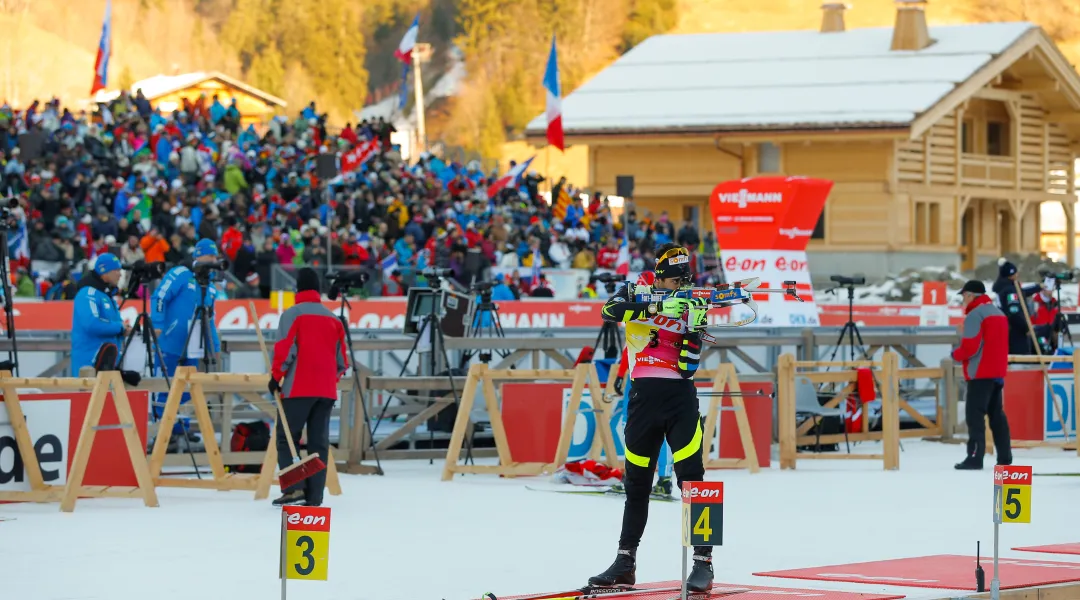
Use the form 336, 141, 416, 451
395, 14, 420, 64
91, 0, 112, 96
487, 156, 535, 199
543, 35, 564, 151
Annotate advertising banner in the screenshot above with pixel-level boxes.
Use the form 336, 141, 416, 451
708, 176, 832, 327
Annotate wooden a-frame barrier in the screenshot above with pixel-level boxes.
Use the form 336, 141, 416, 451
150, 367, 342, 500
442, 361, 761, 480
442, 363, 617, 480
0, 371, 158, 512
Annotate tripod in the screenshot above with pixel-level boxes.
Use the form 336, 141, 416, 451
372, 287, 473, 466
335, 295, 384, 475
118, 274, 170, 380
181, 276, 219, 373
462, 291, 508, 365
1050, 281, 1074, 350
0, 230, 20, 375
825, 283, 869, 364
593, 282, 623, 360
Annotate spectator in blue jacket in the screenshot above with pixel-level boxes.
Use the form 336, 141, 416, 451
70, 254, 127, 375
151, 238, 222, 435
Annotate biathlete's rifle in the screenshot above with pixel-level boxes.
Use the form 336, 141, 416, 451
635, 278, 805, 343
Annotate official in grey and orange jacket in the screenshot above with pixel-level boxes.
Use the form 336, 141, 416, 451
952, 280, 1012, 470
267, 268, 348, 507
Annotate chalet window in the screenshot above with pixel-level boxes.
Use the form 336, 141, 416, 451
812, 213, 825, 240
757, 142, 781, 173
986, 121, 1009, 156
914, 200, 940, 245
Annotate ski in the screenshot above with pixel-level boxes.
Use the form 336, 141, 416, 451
487, 585, 684, 600
525, 485, 678, 503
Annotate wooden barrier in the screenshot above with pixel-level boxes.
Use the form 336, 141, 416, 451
777, 353, 903, 470
0, 371, 158, 512
698, 363, 761, 473
149, 367, 342, 500
1005, 353, 1080, 454
441, 363, 617, 480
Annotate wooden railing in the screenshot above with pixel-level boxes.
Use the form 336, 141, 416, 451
960, 154, 1017, 189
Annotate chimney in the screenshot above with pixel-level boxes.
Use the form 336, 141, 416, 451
820, 3, 847, 33
890, 0, 933, 51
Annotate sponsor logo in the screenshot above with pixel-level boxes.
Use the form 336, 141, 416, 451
567, 304, 594, 314
716, 189, 784, 209
0, 400, 70, 491
681, 487, 721, 500
637, 356, 669, 366
779, 227, 814, 240
287, 512, 328, 527
668, 255, 689, 265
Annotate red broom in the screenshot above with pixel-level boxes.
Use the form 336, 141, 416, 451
249, 302, 326, 491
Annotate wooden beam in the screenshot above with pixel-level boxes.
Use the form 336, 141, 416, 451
1047, 112, 1080, 124
973, 88, 1025, 103
1024, 77, 1061, 92
898, 183, 1075, 204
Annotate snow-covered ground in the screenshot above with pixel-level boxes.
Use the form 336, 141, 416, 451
2, 441, 1078, 600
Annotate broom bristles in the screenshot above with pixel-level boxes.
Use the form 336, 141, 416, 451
277, 454, 327, 490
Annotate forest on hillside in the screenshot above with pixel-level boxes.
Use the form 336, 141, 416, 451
1, 0, 1079, 159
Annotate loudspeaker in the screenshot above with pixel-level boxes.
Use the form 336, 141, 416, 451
616, 175, 634, 198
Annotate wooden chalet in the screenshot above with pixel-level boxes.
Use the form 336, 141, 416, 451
96, 71, 286, 127
524, 0, 1080, 274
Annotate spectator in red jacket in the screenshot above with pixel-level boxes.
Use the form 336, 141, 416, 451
268, 267, 348, 506
952, 280, 1012, 470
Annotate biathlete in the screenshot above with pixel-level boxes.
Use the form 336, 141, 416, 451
590, 243, 713, 593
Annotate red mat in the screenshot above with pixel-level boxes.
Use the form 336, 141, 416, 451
1014, 543, 1080, 556
501, 580, 904, 599
754, 554, 1080, 591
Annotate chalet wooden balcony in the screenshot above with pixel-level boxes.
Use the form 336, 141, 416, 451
959, 154, 1016, 189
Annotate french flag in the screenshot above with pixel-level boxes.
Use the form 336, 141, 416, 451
615, 236, 630, 275
381, 252, 398, 280
543, 35, 564, 151
91, 0, 112, 96
395, 14, 420, 64
487, 156, 535, 199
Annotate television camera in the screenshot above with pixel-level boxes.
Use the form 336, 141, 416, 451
1038, 269, 1076, 287
590, 272, 623, 294
829, 275, 866, 286
423, 267, 455, 279
191, 258, 229, 282
327, 269, 369, 301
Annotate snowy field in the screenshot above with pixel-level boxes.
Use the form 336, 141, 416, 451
1, 441, 1078, 600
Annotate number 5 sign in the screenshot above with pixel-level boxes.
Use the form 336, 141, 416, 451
994, 465, 1032, 524
280, 505, 331, 597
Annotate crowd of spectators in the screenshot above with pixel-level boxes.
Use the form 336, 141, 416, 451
0, 92, 717, 301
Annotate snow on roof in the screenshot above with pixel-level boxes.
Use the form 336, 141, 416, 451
526, 22, 1037, 134
92, 71, 286, 107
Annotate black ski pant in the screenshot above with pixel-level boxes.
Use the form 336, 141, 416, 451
276, 397, 334, 504
619, 378, 709, 556
965, 378, 1012, 465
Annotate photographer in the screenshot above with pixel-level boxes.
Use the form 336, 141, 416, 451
1031, 278, 1061, 353
150, 239, 222, 436
70, 254, 128, 375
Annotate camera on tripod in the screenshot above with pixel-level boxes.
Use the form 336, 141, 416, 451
423, 267, 455, 280
192, 258, 228, 281
327, 269, 369, 300
829, 275, 866, 287
590, 272, 623, 294
1038, 269, 1075, 285
124, 260, 167, 281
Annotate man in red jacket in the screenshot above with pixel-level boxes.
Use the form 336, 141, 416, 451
952, 280, 1012, 470
269, 268, 349, 506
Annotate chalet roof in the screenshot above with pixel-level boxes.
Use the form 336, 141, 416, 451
93, 71, 287, 107
525, 22, 1037, 136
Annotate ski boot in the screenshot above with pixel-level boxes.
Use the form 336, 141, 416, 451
588, 548, 636, 589
272, 490, 305, 507
651, 476, 673, 498
686, 548, 714, 593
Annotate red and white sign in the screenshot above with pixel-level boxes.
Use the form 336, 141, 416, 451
919, 281, 949, 326
0, 391, 149, 493
5, 299, 977, 332
709, 177, 832, 327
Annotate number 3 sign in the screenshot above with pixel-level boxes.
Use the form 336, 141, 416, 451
281, 505, 331, 586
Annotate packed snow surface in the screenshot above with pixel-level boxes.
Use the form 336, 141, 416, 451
2, 441, 1078, 600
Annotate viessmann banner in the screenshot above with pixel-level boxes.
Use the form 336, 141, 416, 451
708, 176, 833, 327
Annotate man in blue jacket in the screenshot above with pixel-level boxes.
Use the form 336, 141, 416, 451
151, 239, 222, 435
70, 254, 128, 375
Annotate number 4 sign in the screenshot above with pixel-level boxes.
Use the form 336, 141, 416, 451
280, 505, 331, 598
681, 481, 724, 547
994, 465, 1032, 524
